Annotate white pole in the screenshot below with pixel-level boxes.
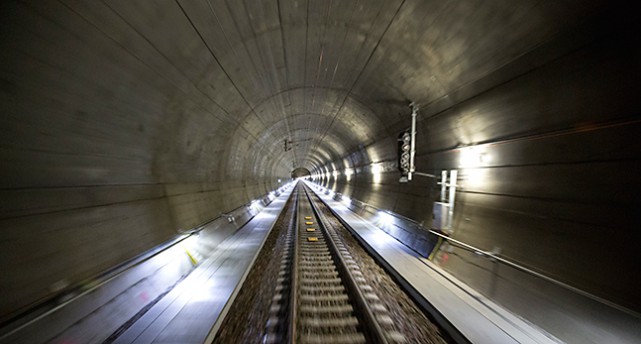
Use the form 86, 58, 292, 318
441, 170, 447, 202
409, 104, 418, 181
447, 170, 457, 234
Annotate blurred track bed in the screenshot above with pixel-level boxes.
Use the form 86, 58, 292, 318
293, 185, 400, 343
216, 182, 448, 343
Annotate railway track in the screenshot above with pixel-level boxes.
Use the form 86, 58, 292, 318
264, 184, 405, 344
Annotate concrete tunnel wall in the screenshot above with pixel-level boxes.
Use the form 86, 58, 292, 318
1, 0, 640, 324
313, 3, 641, 314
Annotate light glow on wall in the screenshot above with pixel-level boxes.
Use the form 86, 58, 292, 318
459, 145, 492, 187
370, 228, 394, 246
181, 277, 218, 302
343, 159, 353, 182
459, 145, 491, 168
249, 199, 262, 213
371, 163, 383, 184
377, 211, 394, 227
344, 168, 354, 181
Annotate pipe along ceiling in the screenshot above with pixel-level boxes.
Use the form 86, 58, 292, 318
1, 0, 640, 324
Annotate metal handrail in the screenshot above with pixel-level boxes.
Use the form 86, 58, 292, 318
311, 184, 641, 318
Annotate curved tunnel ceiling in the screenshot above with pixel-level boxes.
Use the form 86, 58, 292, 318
0, 0, 610, 189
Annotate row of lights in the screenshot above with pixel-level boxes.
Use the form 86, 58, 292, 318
311, 182, 396, 237
310, 144, 492, 187
310, 163, 384, 183
248, 181, 297, 215
305, 145, 495, 240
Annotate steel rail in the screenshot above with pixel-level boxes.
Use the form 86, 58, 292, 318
303, 185, 390, 344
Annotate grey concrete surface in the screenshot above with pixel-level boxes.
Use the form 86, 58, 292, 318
1, 0, 640, 342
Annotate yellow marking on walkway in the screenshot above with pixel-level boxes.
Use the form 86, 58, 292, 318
307, 237, 318, 242
182, 246, 198, 266
305, 221, 313, 225
304, 216, 312, 220
306, 228, 316, 232
428, 237, 444, 261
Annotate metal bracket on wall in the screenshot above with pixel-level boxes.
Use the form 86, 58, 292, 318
407, 102, 418, 181
435, 170, 457, 234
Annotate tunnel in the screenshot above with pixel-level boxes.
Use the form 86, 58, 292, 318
1, 1, 640, 343
291, 167, 311, 179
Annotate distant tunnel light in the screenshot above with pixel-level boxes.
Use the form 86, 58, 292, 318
331, 163, 338, 180
250, 199, 262, 213
378, 211, 394, 227
344, 168, 354, 181
371, 163, 382, 184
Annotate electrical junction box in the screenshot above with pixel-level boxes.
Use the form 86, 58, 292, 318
432, 202, 450, 231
